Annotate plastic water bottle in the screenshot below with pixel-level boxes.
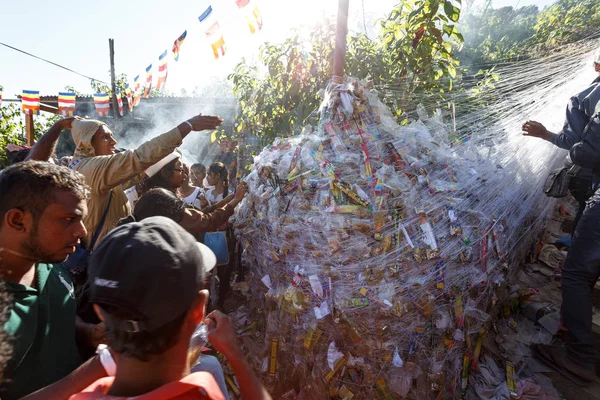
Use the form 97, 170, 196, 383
190, 323, 209, 350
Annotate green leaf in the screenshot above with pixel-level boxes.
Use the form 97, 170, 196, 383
447, 64, 456, 78
443, 1, 460, 23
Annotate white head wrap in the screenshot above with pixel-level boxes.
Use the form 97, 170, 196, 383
71, 119, 108, 158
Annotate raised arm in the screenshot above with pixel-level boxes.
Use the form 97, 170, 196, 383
79, 115, 222, 193
205, 311, 272, 400
180, 182, 247, 234
201, 193, 235, 214
26, 117, 79, 162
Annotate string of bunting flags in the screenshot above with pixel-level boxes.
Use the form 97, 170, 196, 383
122, 0, 263, 107
3, 1, 263, 117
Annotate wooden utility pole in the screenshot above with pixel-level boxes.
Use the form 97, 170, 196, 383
109, 38, 120, 118
25, 114, 34, 146
24, 102, 60, 146
332, 0, 350, 83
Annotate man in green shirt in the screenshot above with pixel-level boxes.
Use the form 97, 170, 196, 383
0, 161, 105, 399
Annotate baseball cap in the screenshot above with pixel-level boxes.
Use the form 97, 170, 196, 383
595, 47, 600, 64
88, 216, 216, 333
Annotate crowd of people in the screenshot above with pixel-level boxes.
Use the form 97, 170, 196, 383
1, 49, 600, 398
0, 113, 271, 399
522, 50, 600, 384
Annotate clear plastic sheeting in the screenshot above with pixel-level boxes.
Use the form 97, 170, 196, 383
233, 76, 555, 398
230, 34, 600, 398
231, 30, 600, 396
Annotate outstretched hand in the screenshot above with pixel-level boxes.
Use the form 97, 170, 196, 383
234, 181, 248, 202
522, 120, 548, 139
187, 114, 223, 131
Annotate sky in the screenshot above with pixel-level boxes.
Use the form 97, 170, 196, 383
0, 0, 558, 101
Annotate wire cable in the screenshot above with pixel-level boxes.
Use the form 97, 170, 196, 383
0, 41, 109, 84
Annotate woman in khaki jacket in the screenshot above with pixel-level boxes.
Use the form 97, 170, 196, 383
65, 115, 222, 248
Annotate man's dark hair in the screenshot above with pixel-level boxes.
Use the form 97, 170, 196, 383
134, 188, 186, 223
99, 304, 188, 362
0, 161, 89, 223
7, 148, 30, 165
115, 188, 187, 228
191, 163, 206, 173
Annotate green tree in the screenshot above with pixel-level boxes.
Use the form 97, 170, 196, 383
531, 0, 600, 48
229, 21, 338, 147
229, 0, 464, 145
0, 103, 60, 167
379, 0, 464, 91
458, 5, 539, 67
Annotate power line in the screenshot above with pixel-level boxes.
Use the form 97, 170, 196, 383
0, 41, 109, 84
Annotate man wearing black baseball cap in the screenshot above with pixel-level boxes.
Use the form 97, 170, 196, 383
71, 216, 271, 399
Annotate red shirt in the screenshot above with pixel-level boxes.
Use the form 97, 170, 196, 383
69, 372, 226, 400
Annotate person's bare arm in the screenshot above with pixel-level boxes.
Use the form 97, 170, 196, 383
20, 356, 107, 400
180, 183, 247, 234
26, 117, 79, 162
201, 193, 235, 213
205, 311, 272, 400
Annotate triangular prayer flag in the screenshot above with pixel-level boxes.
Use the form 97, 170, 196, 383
116, 90, 124, 116
199, 6, 226, 59
93, 93, 110, 117
157, 50, 168, 90
0, 85, 3, 107
58, 92, 76, 116
22, 90, 40, 115
172, 30, 187, 62
235, 0, 263, 34
143, 64, 152, 98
